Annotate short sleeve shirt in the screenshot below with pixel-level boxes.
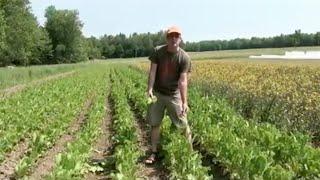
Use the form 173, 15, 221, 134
148, 45, 191, 95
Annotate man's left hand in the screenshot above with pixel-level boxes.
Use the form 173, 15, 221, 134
180, 103, 189, 116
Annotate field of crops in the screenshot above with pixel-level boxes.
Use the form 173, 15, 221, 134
0, 48, 320, 179
136, 48, 320, 142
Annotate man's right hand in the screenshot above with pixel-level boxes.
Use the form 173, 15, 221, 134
146, 90, 157, 104
147, 89, 154, 98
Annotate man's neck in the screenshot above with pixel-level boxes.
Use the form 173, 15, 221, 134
167, 45, 180, 53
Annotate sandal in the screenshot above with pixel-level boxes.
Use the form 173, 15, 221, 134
144, 152, 158, 165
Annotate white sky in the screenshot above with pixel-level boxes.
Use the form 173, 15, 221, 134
29, 0, 320, 42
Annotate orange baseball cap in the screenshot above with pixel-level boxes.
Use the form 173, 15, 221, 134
166, 26, 182, 35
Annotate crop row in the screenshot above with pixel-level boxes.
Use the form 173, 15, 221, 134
0, 72, 87, 163
191, 61, 320, 138
12, 65, 107, 177
47, 67, 110, 179
118, 65, 211, 179
108, 68, 141, 178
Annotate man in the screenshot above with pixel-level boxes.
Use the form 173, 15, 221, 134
145, 25, 192, 164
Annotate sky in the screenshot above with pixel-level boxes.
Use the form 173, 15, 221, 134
29, 0, 320, 42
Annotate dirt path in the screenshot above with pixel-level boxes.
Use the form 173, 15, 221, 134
0, 140, 29, 180
0, 71, 75, 100
84, 94, 113, 180
26, 95, 94, 180
128, 100, 169, 180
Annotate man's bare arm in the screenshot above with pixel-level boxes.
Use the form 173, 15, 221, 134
178, 72, 188, 113
147, 63, 157, 97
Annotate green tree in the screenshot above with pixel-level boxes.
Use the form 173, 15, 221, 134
45, 5, 87, 63
0, 0, 41, 66
292, 29, 302, 47
85, 36, 101, 59
250, 37, 262, 48
100, 35, 114, 58
315, 32, 320, 45
29, 27, 53, 65
301, 33, 314, 46
114, 44, 124, 58
0, 9, 7, 66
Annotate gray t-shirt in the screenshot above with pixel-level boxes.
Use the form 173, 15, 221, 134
149, 45, 191, 95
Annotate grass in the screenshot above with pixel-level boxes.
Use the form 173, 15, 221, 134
0, 63, 88, 90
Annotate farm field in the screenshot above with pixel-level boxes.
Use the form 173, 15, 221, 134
188, 46, 320, 61
137, 60, 320, 139
0, 48, 320, 179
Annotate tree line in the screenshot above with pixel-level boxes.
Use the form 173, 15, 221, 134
1, 0, 320, 67
95, 30, 320, 59
185, 30, 320, 52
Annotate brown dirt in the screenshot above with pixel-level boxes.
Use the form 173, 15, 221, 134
26, 95, 94, 180
128, 100, 169, 180
84, 94, 113, 180
0, 71, 75, 100
0, 139, 29, 180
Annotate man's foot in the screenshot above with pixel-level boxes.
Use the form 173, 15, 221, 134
144, 152, 158, 165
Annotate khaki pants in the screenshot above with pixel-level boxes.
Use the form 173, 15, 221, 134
147, 92, 189, 129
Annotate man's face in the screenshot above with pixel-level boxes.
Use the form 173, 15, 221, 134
166, 32, 181, 48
